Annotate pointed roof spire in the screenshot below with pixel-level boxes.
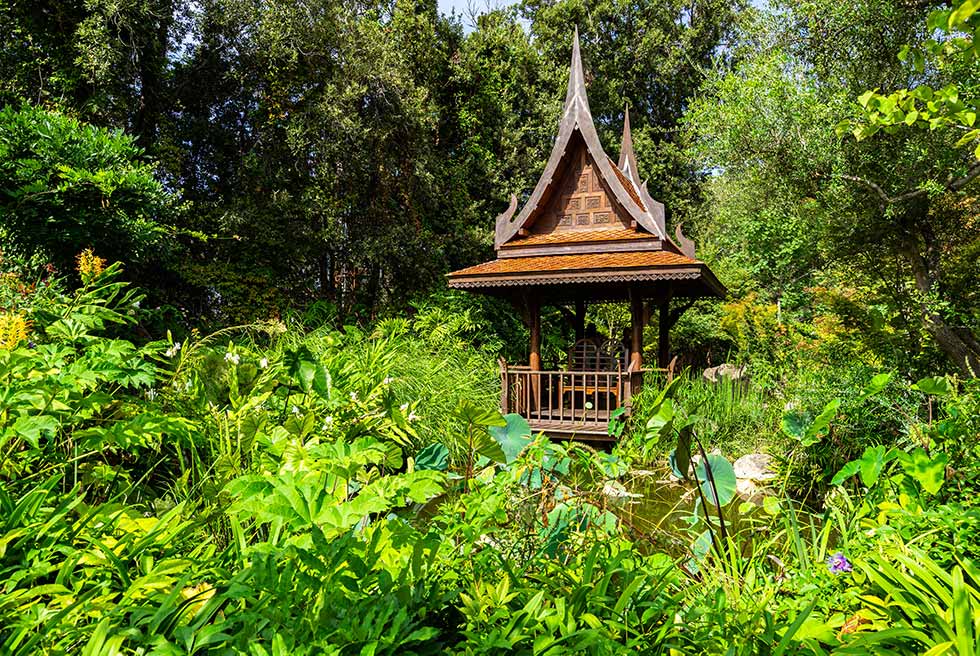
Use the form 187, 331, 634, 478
494, 28, 668, 247
618, 105, 640, 182
564, 26, 588, 108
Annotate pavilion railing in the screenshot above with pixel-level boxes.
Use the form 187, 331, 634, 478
499, 362, 659, 430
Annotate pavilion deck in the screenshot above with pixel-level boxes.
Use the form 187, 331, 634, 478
500, 364, 662, 441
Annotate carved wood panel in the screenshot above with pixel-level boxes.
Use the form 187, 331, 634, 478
531, 143, 632, 234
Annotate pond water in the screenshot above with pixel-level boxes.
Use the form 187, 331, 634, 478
611, 472, 759, 556
414, 467, 822, 560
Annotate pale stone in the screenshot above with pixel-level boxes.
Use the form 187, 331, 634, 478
703, 363, 748, 384
602, 480, 642, 499
734, 453, 776, 481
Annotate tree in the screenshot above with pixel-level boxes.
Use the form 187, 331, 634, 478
688, 0, 980, 375
839, 0, 980, 373
0, 105, 171, 277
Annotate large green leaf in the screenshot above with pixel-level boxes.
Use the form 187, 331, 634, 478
805, 399, 840, 445
488, 413, 532, 463
11, 414, 59, 449
914, 376, 952, 395
472, 432, 506, 464
455, 400, 506, 427
832, 445, 899, 487
899, 448, 948, 495
284, 346, 317, 394
859, 372, 893, 401
695, 454, 737, 506
415, 443, 449, 472
669, 426, 692, 480
782, 398, 840, 446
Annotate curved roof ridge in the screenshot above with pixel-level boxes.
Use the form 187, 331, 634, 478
495, 29, 665, 248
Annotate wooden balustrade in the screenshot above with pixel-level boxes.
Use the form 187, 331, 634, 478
499, 363, 659, 439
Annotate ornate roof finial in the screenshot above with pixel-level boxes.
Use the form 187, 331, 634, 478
564, 26, 589, 111
618, 105, 640, 182
675, 222, 696, 258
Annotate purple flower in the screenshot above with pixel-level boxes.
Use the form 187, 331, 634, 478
827, 552, 852, 574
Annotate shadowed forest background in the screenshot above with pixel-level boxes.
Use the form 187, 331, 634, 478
3, 0, 977, 375
2, 0, 980, 653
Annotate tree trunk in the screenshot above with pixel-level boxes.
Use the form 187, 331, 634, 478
905, 236, 980, 376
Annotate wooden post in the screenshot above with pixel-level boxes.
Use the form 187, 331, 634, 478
528, 296, 541, 416
529, 296, 541, 371
499, 357, 509, 414
629, 288, 644, 371
658, 296, 671, 370
574, 299, 586, 341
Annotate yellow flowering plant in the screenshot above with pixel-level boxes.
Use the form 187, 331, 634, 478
0, 312, 31, 350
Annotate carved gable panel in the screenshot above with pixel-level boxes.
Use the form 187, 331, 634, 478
530, 143, 632, 236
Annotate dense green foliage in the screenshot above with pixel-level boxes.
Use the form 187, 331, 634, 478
2, 0, 980, 653
1, 261, 978, 654
0, 105, 171, 276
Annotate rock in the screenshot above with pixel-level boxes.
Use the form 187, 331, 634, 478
703, 363, 748, 384
632, 469, 659, 477
736, 478, 765, 502
733, 453, 776, 481
602, 480, 642, 499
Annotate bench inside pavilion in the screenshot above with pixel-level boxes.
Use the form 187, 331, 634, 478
448, 30, 725, 441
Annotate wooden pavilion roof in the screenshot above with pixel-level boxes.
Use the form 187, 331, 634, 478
447, 28, 725, 301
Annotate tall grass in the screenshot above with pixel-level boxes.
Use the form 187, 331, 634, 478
625, 370, 778, 462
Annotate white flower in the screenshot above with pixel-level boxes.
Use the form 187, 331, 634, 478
323, 416, 334, 428
164, 342, 181, 358
133, 300, 141, 309
399, 403, 409, 412
146, 389, 157, 401
259, 357, 268, 369
407, 411, 419, 422
224, 352, 240, 365
350, 391, 358, 402
383, 376, 393, 385
291, 405, 301, 416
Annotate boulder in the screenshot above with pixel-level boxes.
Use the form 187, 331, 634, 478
703, 363, 748, 384
602, 480, 642, 499
733, 453, 776, 482
736, 478, 766, 502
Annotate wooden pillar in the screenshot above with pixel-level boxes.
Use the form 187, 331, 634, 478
528, 296, 541, 371
629, 288, 644, 371
574, 299, 586, 340
658, 297, 671, 370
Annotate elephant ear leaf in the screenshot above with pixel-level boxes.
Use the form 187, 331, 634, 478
803, 399, 840, 446
783, 399, 840, 447
489, 413, 532, 464
913, 376, 951, 395
695, 455, 736, 507
670, 426, 693, 480
900, 448, 947, 495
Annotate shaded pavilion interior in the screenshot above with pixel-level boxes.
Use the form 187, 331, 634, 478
448, 30, 725, 441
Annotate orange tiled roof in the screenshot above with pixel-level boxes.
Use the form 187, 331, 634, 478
608, 156, 645, 212
449, 250, 698, 278
502, 228, 657, 247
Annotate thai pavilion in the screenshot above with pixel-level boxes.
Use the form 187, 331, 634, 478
447, 30, 725, 441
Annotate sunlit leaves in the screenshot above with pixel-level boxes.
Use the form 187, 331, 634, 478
488, 413, 532, 464
831, 445, 900, 487
898, 448, 949, 495
781, 398, 840, 447
694, 454, 737, 507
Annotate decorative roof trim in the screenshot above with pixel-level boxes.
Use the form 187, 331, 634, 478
498, 240, 662, 258
449, 270, 702, 288
494, 29, 665, 247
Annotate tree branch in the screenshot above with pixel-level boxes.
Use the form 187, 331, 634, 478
841, 160, 980, 206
